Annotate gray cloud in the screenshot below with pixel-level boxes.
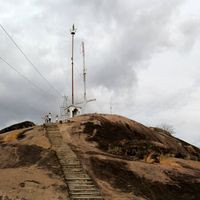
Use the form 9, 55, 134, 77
1, 0, 200, 147
180, 18, 200, 50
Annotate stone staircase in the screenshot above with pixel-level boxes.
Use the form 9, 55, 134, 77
45, 124, 103, 200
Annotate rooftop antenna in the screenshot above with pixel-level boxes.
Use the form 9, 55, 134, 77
80, 41, 96, 113
70, 24, 76, 105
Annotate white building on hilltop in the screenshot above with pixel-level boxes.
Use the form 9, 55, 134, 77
64, 105, 81, 118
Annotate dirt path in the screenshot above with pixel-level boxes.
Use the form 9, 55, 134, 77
46, 124, 103, 200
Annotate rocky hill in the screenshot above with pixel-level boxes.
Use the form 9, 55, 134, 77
0, 114, 199, 200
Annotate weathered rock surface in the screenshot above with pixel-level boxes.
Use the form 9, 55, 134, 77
0, 126, 68, 200
59, 114, 200, 200
0, 114, 200, 200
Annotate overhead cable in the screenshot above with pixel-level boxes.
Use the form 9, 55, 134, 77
0, 56, 55, 98
0, 24, 62, 96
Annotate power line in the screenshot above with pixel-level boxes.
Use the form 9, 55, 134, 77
0, 56, 55, 98
0, 24, 62, 96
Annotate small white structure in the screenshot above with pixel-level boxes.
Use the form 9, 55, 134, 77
64, 105, 81, 118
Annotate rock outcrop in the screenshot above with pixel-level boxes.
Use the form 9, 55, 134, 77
0, 114, 199, 200
0, 121, 35, 134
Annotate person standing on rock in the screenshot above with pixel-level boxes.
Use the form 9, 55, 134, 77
45, 115, 49, 124
48, 113, 52, 123
42, 115, 48, 124
55, 115, 59, 123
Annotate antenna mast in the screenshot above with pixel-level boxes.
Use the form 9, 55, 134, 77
110, 102, 112, 114
79, 41, 96, 113
70, 24, 76, 105
82, 42, 87, 103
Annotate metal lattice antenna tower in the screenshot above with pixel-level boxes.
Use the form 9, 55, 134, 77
80, 42, 96, 113
70, 24, 76, 105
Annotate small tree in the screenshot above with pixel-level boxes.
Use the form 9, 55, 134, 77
159, 123, 175, 135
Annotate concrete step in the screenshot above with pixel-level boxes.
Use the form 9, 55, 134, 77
48, 137, 62, 139
63, 169, 84, 173
71, 192, 101, 196
65, 170, 85, 174
48, 135, 61, 138
50, 140, 63, 144
67, 177, 92, 181
68, 182, 95, 186
50, 142, 63, 145
71, 197, 103, 200
71, 193, 101, 198
64, 171, 88, 175
68, 180, 94, 185
61, 162, 81, 166
62, 163, 82, 166
48, 137, 61, 139
46, 131, 58, 133
70, 189, 99, 193
59, 159, 80, 163
50, 142, 63, 146
65, 167, 83, 170
47, 134, 61, 136
60, 161, 81, 165
46, 129, 59, 132
71, 198, 102, 199
69, 185, 97, 190
68, 182, 94, 187
52, 143, 66, 148
62, 164, 82, 168
53, 146, 68, 149
65, 175, 90, 179
50, 141, 64, 144
47, 135, 61, 138
58, 153, 77, 157
70, 188, 98, 192
71, 195, 103, 200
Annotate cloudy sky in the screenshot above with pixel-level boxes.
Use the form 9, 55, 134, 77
0, 0, 200, 146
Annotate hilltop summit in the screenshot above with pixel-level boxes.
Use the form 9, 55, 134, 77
0, 114, 199, 200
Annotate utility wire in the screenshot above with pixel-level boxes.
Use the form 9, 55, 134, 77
0, 24, 62, 96
0, 56, 55, 98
